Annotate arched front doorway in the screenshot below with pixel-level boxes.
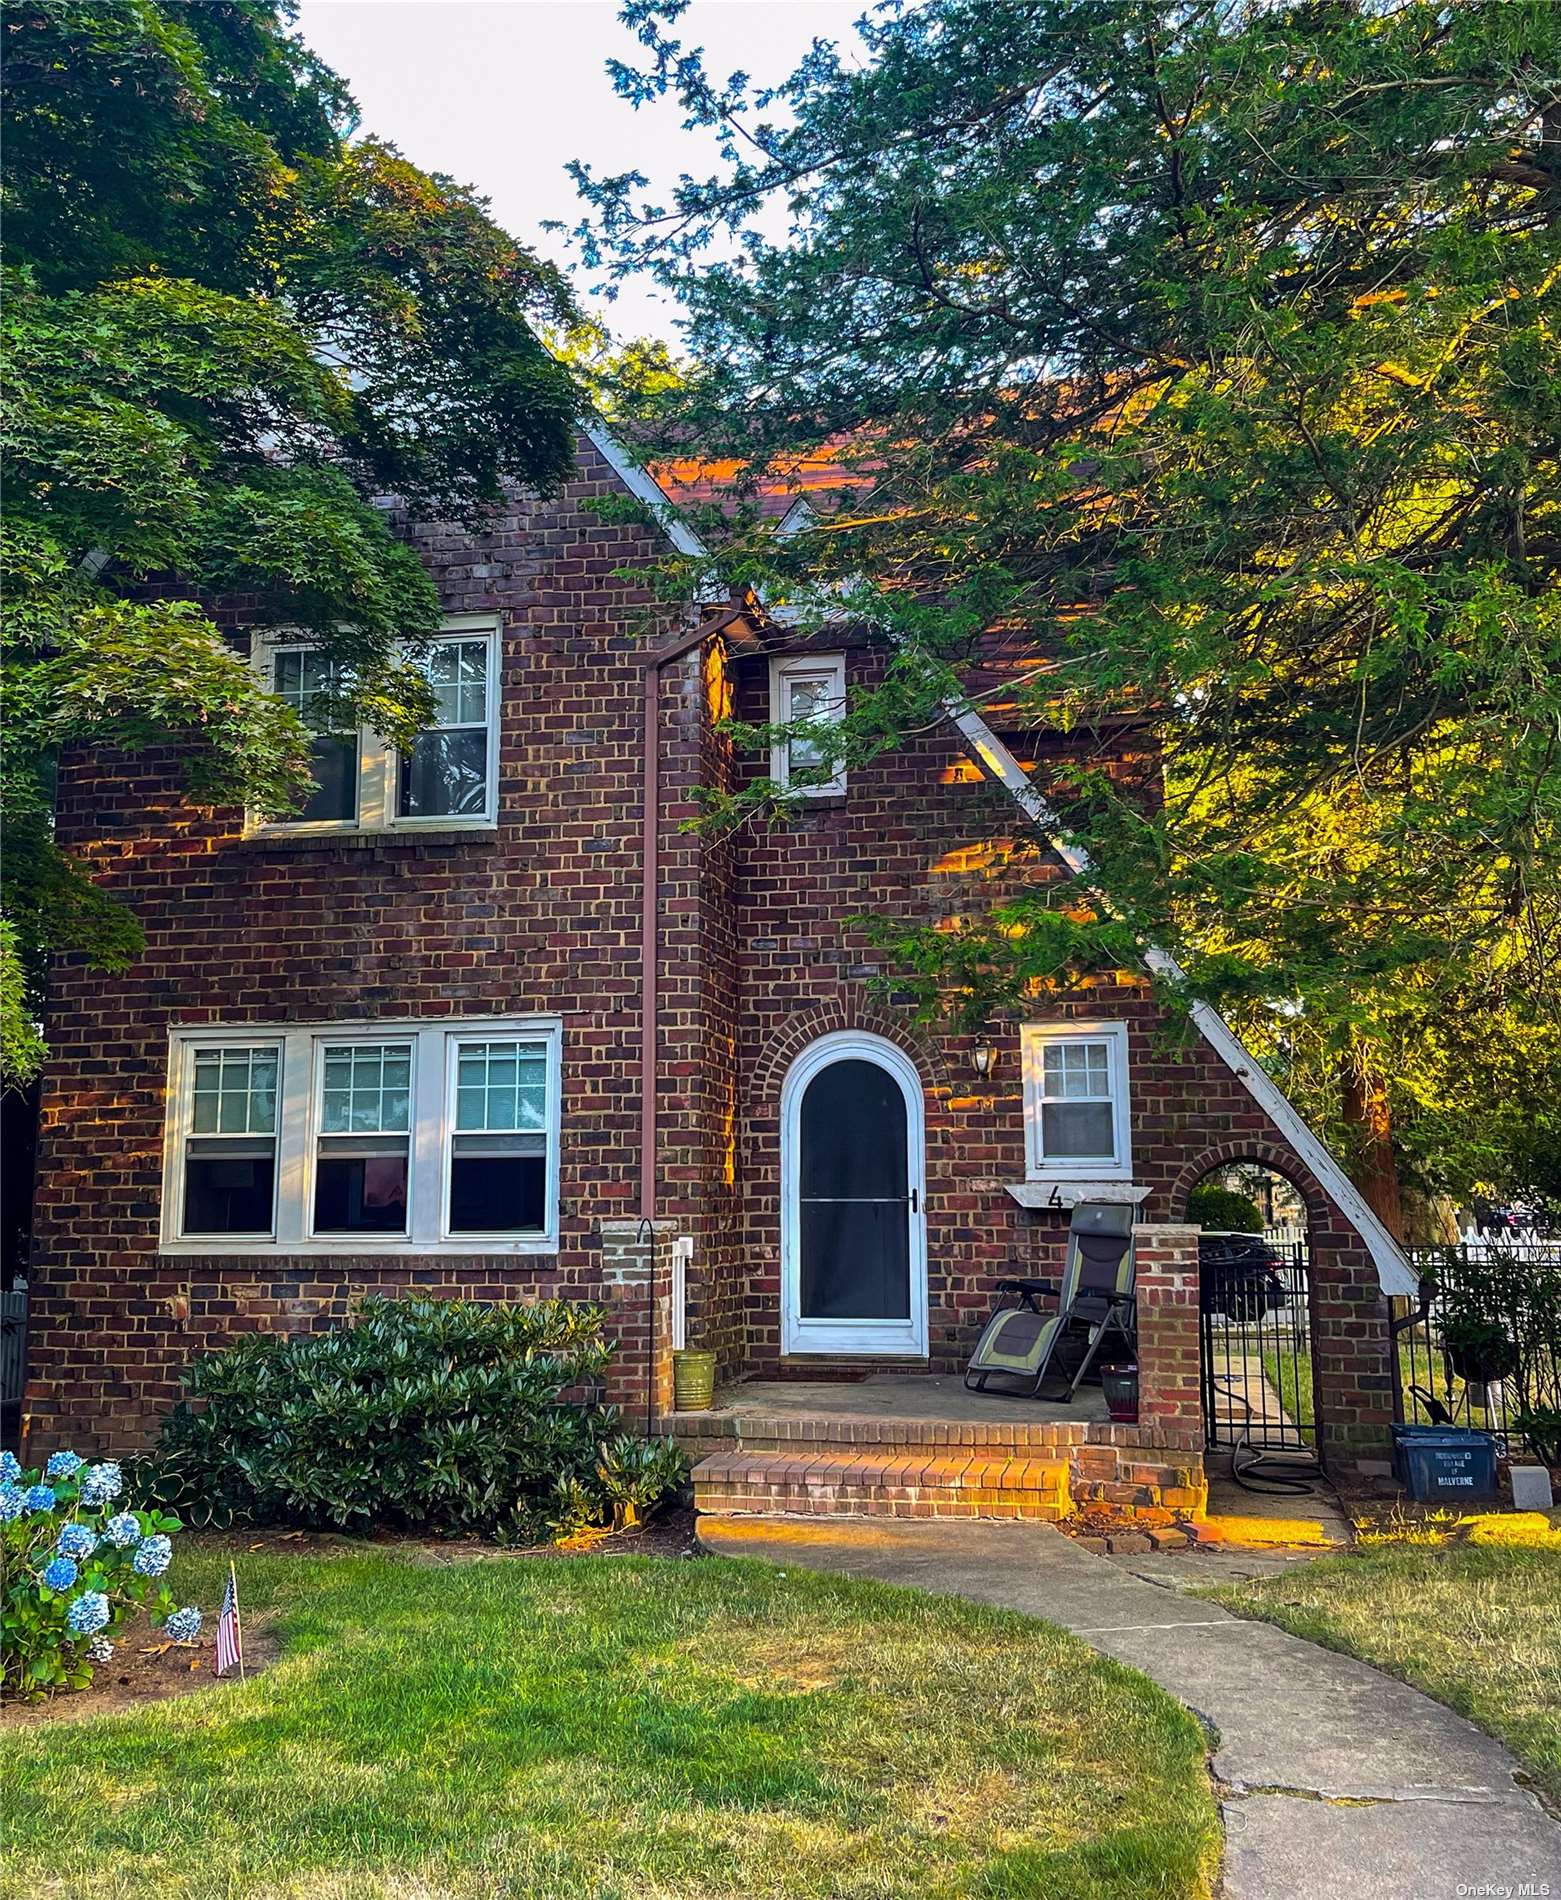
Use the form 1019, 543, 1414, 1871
780, 1032, 927, 1357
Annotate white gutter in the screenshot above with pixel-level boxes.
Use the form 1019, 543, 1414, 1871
588, 427, 1419, 1299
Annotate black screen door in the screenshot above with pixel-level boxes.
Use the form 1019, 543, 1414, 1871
797, 1058, 912, 1323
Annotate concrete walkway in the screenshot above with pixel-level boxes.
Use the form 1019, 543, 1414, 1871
700, 1515, 1561, 1899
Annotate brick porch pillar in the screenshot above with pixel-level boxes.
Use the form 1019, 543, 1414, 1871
597, 1218, 679, 1428
1133, 1223, 1205, 1443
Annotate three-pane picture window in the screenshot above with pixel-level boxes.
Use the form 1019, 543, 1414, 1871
1020, 1022, 1131, 1179
163, 1020, 560, 1251
256, 620, 499, 834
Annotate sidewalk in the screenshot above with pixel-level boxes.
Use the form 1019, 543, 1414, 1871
700, 1514, 1561, 1899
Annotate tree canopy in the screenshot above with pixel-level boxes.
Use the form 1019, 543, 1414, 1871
576, 0, 1561, 1224
1, 0, 582, 1080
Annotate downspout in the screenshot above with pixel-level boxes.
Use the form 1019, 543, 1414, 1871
640, 662, 660, 1222
638, 605, 746, 1221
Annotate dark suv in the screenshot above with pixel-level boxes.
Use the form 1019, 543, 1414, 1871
1197, 1231, 1289, 1323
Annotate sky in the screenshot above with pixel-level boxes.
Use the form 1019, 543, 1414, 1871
292, 0, 867, 342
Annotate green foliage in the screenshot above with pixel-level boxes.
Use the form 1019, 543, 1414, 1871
1186, 1184, 1265, 1234
151, 1296, 623, 1540
578, 0, 1561, 1208
1, 0, 582, 1078
591, 1433, 688, 1531
1, 1453, 186, 1700
1420, 1247, 1561, 1454
0, 917, 43, 1086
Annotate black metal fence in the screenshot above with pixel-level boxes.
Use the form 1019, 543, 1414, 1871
1396, 1245, 1561, 1462
1200, 1240, 1318, 1454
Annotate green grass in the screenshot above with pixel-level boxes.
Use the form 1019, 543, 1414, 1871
1, 1542, 1219, 1900
1203, 1541, 1561, 1803
1257, 1346, 1494, 1432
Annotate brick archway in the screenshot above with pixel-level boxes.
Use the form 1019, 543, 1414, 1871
746, 994, 949, 1114
1169, 1140, 1333, 1233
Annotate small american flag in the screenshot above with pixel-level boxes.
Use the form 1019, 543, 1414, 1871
214, 1562, 243, 1679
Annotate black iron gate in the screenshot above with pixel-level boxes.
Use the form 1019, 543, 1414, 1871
1199, 1238, 1320, 1457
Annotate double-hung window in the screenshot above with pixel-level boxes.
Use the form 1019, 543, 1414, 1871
162, 1017, 560, 1251
448, 1037, 549, 1234
274, 649, 359, 825
181, 1044, 281, 1236
769, 652, 847, 795
253, 616, 499, 834
312, 1040, 414, 1235
398, 637, 493, 820
1021, 1022, 1132, 1180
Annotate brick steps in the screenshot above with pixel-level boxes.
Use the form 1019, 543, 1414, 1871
692, 1446, 1071, 1521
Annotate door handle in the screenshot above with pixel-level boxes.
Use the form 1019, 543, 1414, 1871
910, 1187, 920, 1215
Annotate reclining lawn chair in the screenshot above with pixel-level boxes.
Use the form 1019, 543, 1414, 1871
964, 1201, 1137, 1400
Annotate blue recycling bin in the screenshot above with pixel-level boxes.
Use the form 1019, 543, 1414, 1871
1391, 1424, 1498, 1503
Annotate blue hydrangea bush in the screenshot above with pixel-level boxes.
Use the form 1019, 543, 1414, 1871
1, 1449, 201, 1698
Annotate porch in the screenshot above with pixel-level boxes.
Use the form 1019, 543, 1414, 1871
671, 1369, 1207, 1524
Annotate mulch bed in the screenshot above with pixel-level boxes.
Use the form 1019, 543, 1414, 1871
1, 1612, 280, 1727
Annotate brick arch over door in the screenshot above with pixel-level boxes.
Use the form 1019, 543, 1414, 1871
746, 996, 950, 1115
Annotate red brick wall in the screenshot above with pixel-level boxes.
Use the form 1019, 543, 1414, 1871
24, 438, 688, 1451
23, 447, 1394, 1476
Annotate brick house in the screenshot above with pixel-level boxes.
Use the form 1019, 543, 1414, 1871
19, 427, 1416, 1515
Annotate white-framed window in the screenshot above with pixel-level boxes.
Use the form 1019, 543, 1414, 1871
161, 1016, 560, 1253
251, 616, 500, 834
769, 651, 847, 795
1020, 1021, 1132, 1180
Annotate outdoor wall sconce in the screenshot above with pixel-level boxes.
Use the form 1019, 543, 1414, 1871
971, 1038, 998, 1078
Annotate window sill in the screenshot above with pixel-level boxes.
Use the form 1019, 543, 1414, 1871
158, 1237, 557, 1257
1004, 1181, 1150, 1210
788, 792, 849, 812
238, 825, 500, 853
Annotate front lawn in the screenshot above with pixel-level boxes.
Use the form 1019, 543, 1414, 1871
1204, 1539, 1561, 1804
1, 1542, 1218, 1900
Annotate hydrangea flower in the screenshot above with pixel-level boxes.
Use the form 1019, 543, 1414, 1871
0, 1450, 20, 1483
0, 1485, 23, 1524
165, 1606, 203, 1643
56, 1521, 97, 1561
42, 1555, 79, 1592
79, 1462, 123, 1506
104, 1511, 141, 1549
23, 1483, 55, 1514
45, 1451, 83, 1481
86, 1634, 116, 1664
66, 1591, 110, 1637
133, 1534, 172, 1578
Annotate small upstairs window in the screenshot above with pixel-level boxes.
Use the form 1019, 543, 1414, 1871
274, 649, 359, 825
1021, 1022, 1132, 1180
769, 652, 847, 796
398, 636, 494, 821
253, 618, 499, 834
